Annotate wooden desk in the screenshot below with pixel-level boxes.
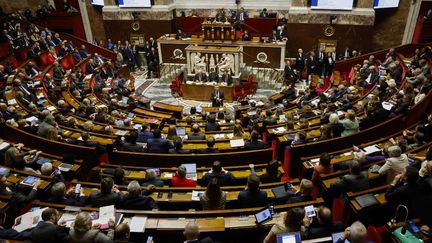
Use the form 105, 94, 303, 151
152, 102, 183, 118
202, 22, 235, 41
182, 83, 233, 102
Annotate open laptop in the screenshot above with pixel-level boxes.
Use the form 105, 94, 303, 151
176, 127, 186, 136
181, 163, 197, 180
276, 232, 301, 243
332, 232, 350, 243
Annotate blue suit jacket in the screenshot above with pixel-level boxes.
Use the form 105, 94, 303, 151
238, 189, 268, 208
147, 138, 173, 153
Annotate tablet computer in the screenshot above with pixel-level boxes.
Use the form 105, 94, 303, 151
254, 207, 272, 224
276, 232, 301, 243
304, 205, 316, 218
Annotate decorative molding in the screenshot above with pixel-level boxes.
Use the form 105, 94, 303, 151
288, 7, 375, 25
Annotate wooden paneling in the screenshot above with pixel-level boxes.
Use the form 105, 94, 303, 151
243, 46, 281, 69
103, 20, 174, 42
285, 23, 373, 56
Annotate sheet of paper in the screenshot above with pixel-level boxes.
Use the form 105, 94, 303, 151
230, 139, 245, 148
191, 191, 204, 201
129, 216, 147, 232
362, 145, 381, 155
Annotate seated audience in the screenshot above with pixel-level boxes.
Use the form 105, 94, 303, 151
169, 138, 191, 154
48, 182, 86, 206
259, 160, 283, 183
385, 166, 421, 210
244, 131, 267, 150
379, 145, 409, 183
120, 180, 158, 210
304, 206, 344, 239
142, 169, 164, 187
114, 223, 130, 243
237, 174, 267, 208
287, 179, 314, 203
172, 165, 197, 187
330, 160, 369, 194
89, 177, 123, 207
183, 221, 213, 243
31, 208, 69, 243
311, 152, 334, 186
137, 122, 153, 143
201, 161, 235, 186
69, 212, 115, 243
263, 207, 305, 243
198, 137, 219, 154
335, 221, 367, 243
200, 178, 226, 210
147, 129, 173, 153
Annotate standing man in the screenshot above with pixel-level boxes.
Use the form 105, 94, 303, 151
221, 69, 232, 85
211, 85, 224, 107
284, 59, 296, 84
295, 48, 305, 73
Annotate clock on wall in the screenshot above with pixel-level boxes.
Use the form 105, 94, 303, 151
323, 25, 335, 37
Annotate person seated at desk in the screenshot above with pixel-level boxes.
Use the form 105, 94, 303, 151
385, 166, 422, 210
31, 208, 69, 243
120, 180, 158, 210
208, 68, 219, 82
172, 165, 198, 187
142, 169, 164, 187
258, 160, 283, 183
334, 221, 367, 243
0, 208, 32, 241
115, 223, 131, 243
221, 69, 233, 85
121, 131, 145, 152
194, 69, 207, 82
330, 160, 369, 195
175, 29, 187, 40
201, 161, 235, 186
47, 182, 86, 206
268, 29, 280, 42
147, 129, 174, 153
241, 30, 252, 41
244, 131, 267, 150
215, 8, 226, 22
238, 174, 268, 208
260, 8, 269, 18
169, 138, 192, 154
137, 122, 154, 143
187, 123, 206, 140
197, 137, 220, 154
205, 114, 221, 131
183, 221, 214, 243
303, 206, 344, 239
200, 178, 226, 210
286, 179, 313, 203
263, 207, 306, 243
89, 177, 123, 207
69, 212, 115, 243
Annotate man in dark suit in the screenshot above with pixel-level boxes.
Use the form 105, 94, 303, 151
304, 206, 344, 239
147, 129, 173, 153
385, 166, 422, 210
137, 122, 154, 143
241, 30, 252, 41
210, 86, 224, 107
175, 29, 187, 40
31, 208, 69, 243
201, 161, 235, 186
205, 114, 221, 131
79, 44, 89, 58
360, 66, 379, 87
120, 181, 158, 210
221, 70, 232, 85
194, 69, 207, 82
259, 8, 269, 18
122, 131, 145, 152
47, 182, 86, 206
183, 222, 214, 243
286, 179, 314, 203
208, 68, 219, 82
149, 37, 157, 50
330, 160, 369, 195
78, 132, 107, 156
168, 138, 192, 154
89, 177, 123, 207
235, 7, 248, 21
316, 47, 326, 77
187, 123, 206, 140
244, 131, 267, 150
197, 137, 219, 154
238, 174, 268, 208
85, 58, 96, 74
284, 59, 297, 83
268, 30, 280, 42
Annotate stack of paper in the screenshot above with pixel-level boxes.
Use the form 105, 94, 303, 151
129, 216, 147, 233
13, 207, 48, 232
362, 145, 382, 155
230, 139, 245, 148
272, 127, 287, 134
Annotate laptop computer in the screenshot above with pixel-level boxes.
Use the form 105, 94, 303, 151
176, 127, 186, 136
181, 163, 197, 181
332, 232, 350, 243
276, 232, 301, 243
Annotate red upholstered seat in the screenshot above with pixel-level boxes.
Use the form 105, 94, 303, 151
367, 226, 382, 243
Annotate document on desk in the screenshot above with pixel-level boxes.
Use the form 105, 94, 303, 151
230, 139, 245, 148
382, 102, 394, 111
272, 127, 286, 134
192, 190, 204, 201
13, 207, 48, 232
129, 216, 147, 232
362, 145, 381, 155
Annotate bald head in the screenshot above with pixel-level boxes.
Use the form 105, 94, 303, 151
317, 206, 332, 225
184, 222, 200, 240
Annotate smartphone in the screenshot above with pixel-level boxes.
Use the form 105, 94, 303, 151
407, 220, 420, 233
268, 204, 274, 216
304, 205, 316, 218
157, 191, 163, 198
146, 236, 153, 243
167, 191, 173, 199
53, 168, 59, 175
75, 184, 81, 194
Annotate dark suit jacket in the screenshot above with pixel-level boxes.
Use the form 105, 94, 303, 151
201, 172, 235, 186
205, 122, 221, 132
120, 195, 158, 210
221, 74, 233, 85
286, 193, 313, 204
168, 148, 191, 154
31, 221, 69, 243
47, 196, 86, 206
385, 182, 422, 209
295, 53, 305, 71
210, 90, 224, 107
186, 237, 214, 243
147, 138, 173, 153
0, 226, 32, 240
187, 132, 206, 140
137, 130, 154, 143
122, 142, 145, 152
244, 141, 267, 150
197, 147, 219, 154
238, 189, 267, 208
208, 72, 219, 82
89, 191, 123, 207
86, 63, 95, 74
330, 171, 369, 193
194, 72, 207, 82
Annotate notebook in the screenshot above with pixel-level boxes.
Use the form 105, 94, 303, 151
355, 193, 379, 208
230, 139, 245, 148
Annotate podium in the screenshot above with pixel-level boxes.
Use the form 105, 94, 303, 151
202, 22, 235, 41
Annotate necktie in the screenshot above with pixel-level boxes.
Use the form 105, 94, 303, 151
225, 75, 228, 82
